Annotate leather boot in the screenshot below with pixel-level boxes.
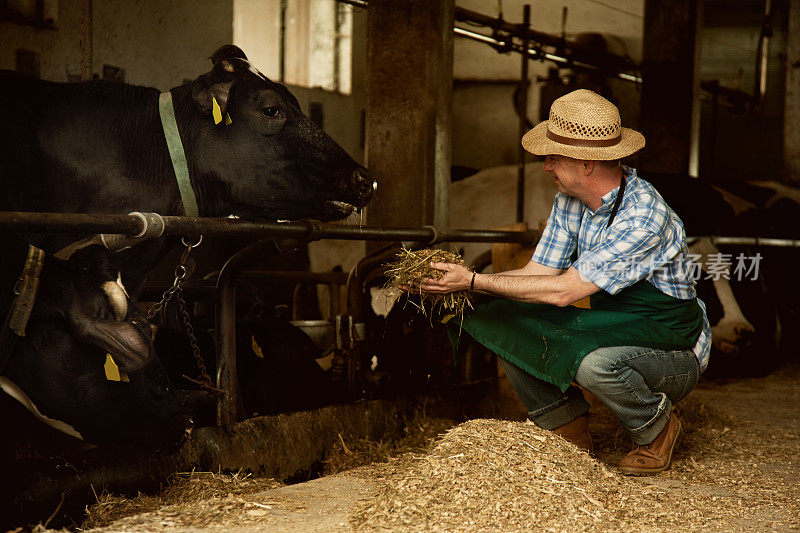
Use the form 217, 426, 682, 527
551, 415, 593, 454
618, 413, 682, 476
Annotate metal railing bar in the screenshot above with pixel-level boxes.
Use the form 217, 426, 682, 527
0, 211, 539, 245
687, 236, 800, 248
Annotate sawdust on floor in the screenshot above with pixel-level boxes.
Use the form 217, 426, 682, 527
79, 363, 798, 532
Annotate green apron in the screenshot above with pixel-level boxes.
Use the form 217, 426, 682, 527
455, 279, 704, 392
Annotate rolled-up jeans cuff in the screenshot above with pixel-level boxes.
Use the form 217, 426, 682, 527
529, 388, 591, 430
629, 394, 672, 445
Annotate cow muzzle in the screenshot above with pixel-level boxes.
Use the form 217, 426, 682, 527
348, 167, 377, 208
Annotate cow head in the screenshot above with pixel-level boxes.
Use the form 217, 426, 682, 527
187, 45, 376, 221
0, 243, 190, 451
36, 246, 154, 373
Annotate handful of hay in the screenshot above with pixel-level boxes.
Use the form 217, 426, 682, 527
383, 248, 473, 319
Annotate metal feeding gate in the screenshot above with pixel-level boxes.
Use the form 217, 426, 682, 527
0, 210, 539, 426
4, 211, 799, 427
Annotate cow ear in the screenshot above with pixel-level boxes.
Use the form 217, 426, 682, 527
192, 49, 250, 121
73, 317, 154, 373
192, 77, 236, 121
210, 44, 249, 65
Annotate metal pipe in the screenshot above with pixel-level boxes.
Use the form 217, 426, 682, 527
241, 271, 350, 285
686, 236, 800, 248
753, 0, 772, 108
279, 0, 287, 83
0, 212, 539, 245
336, 0, 367, 7
140, 272, 348, 301
454, 27, 643, 85
215, 239, 302, 425
454, 6, 640, 79
455, 6, 627, 64
7, 212, 800, 248
709, 80, 720, 180
453, 26, 508, 47
139, 284, 216, 301
216, 264, 242, 426
335, 1, 642, 85
516, 4, 530, 223
80, 0, 92, 81
333, 1, 342, 92
341, 243, 404, 399
0, 212, 143, 234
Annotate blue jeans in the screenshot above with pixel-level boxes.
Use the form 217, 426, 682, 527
500, 346, 700, 445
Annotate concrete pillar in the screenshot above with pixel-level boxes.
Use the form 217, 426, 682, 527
784, 0, 800, 182
364, 0, 453, 231
638, 0, 702, 176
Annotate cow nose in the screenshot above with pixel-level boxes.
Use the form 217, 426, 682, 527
350, 167, 376, 204
180, 418, 194, 445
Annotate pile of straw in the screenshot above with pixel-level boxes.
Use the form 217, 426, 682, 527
352, 419, 709, 532
383, 248, 473, 319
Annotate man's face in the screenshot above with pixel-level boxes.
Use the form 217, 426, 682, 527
543, 155, 586, 197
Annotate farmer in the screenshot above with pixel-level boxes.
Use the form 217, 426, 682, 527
418, 89, 710, 476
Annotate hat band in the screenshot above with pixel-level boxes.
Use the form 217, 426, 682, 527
546, 128, 622, 147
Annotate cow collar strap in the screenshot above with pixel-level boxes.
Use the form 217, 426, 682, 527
158, 92, 200, 217
0, 246, 45, 374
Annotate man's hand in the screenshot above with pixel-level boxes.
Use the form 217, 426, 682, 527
417, 262, 472, 294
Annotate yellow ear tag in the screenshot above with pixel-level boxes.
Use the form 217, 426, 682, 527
212, 96, 223, 125
251, 336, 264, 359
212, 97, 233, 125
441, 313, 456, 324
104, 353, 130, 382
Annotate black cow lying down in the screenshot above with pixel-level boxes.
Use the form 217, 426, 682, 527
0, 238, 190, 452
0, 45, 375, 293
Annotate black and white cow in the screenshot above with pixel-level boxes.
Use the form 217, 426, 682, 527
0, 237, 189, 451
707, 178, 800, 361
0, 45, 375, 292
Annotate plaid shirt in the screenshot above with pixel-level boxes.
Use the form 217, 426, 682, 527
531, 166, 711, 371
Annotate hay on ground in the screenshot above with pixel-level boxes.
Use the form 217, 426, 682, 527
351, 418, 766, 532
82, 470, 283, 530
323, 416, 456, 475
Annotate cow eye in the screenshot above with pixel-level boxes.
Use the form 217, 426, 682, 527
261, 106, 279, 118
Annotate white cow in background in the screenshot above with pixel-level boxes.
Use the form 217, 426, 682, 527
449, 162, 553, 268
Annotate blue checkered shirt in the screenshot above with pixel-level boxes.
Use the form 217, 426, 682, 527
531, 166, 711, 371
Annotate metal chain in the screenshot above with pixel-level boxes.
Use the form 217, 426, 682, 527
146, 264, 188, 321
174, 287, 219, 393
146, 236, 222, 395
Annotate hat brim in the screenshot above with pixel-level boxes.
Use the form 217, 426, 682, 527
521, 120, 645, 160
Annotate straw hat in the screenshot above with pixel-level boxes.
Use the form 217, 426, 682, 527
522, 89, 645, 160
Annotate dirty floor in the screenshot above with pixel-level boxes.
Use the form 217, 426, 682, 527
84, 363, 798, 532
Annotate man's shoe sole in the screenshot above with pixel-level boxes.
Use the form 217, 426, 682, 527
618, 419, 682, 476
